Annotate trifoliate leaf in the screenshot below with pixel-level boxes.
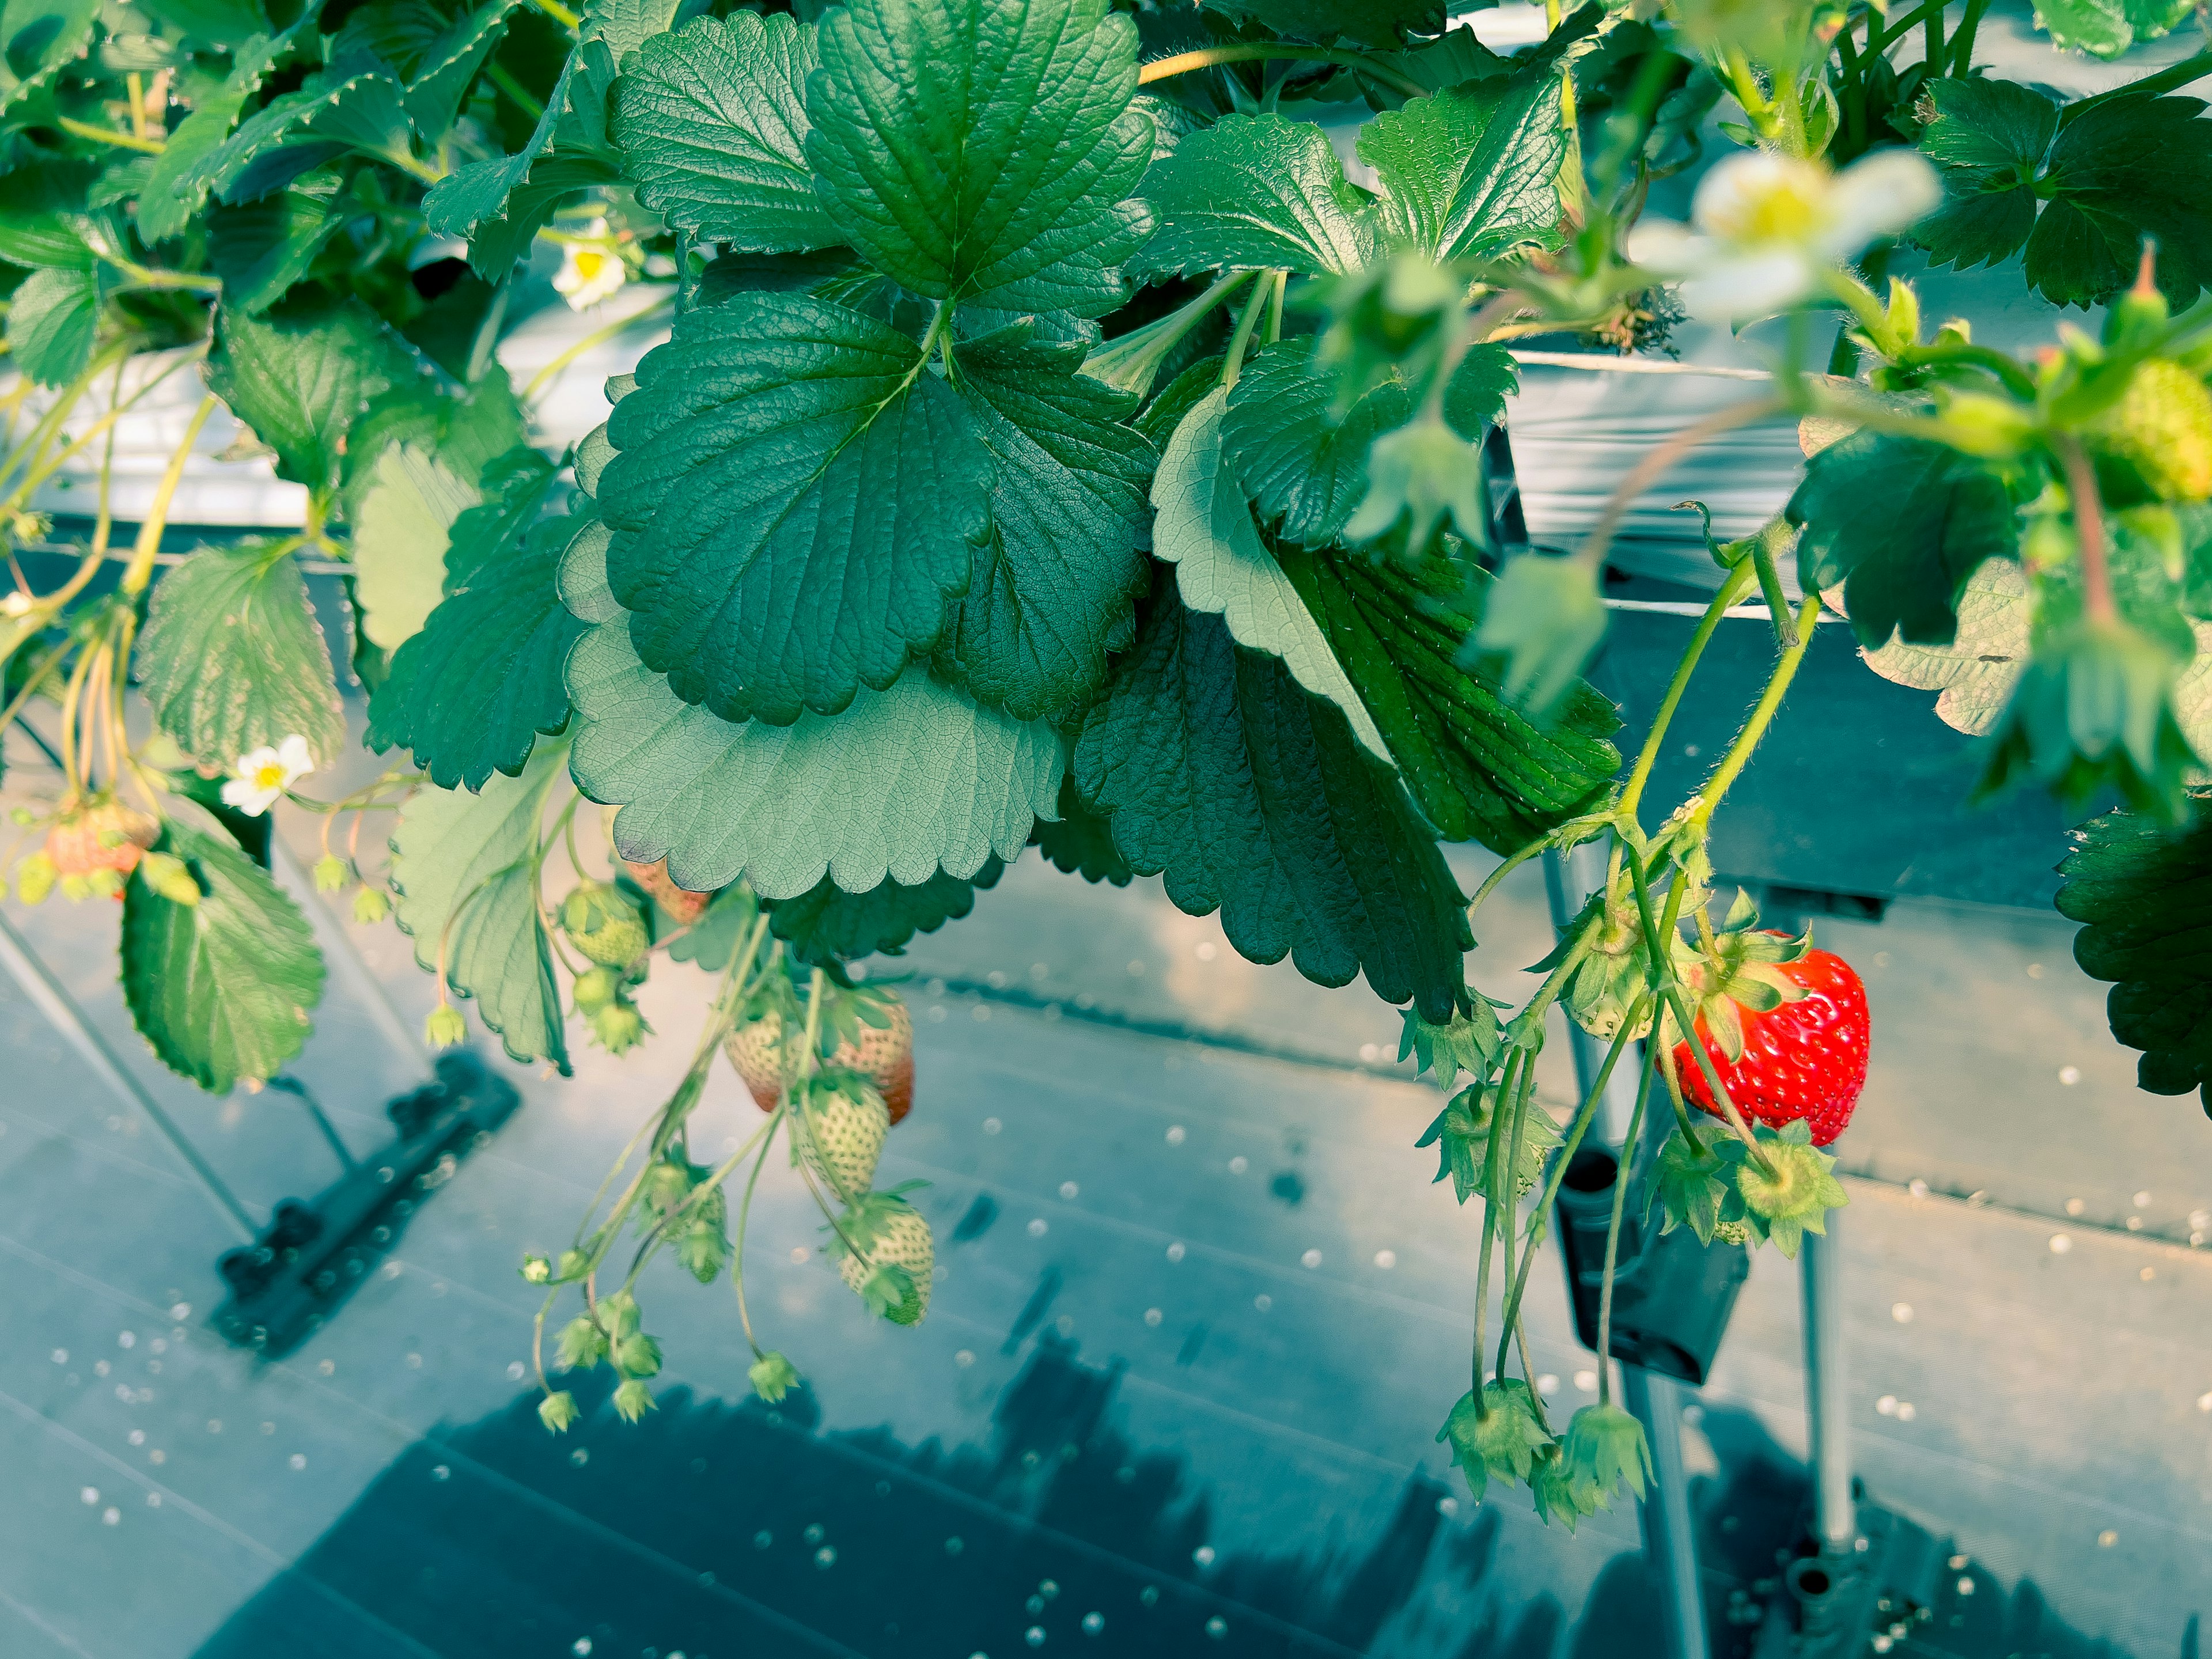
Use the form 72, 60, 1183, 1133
2059, 796, 2212, 1111
567, 616, 1063, 900
1150, 387, 1391, 763
1199, 0, 1442, 47
934, 323, 1153, 720
805, 0, 1152, 316
120, 824, 325, 1093
5, 267, 96, 386
388, 743, 572, 1073
206, 175, 345, 315
596, 293, 991, 724
204, 297, 426, 497
1789, 430, 2024, 648
370, 453, 586, 789
1073, 582, 1471, 1021
0, 160, 96, 268
616, 13, 838, 252
1031, 776, 1132, 886
1132, 113, 1378, 281
1355, 70, 1567, 261
135, 538, 346, 774
1277, 546, 1620, 853
768, 859, 1005, 967
1436, 1377, 1554, 1502
1914, 78, 2212, 308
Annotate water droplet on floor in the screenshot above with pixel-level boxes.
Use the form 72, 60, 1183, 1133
1253, 1294, 1271, 1312
1027, 1218, 1048, 1238
2196, 1391, 2212, 1412
1373, 1249, 1396, 1269
50, 1349, 65, 1365
507, 1361, 525, 1380
1039, 1581, 1059, 1600
1876, 1396, 1897, 1415
570, 1448, 588, 1467
1194, 941, 1215, 962
1082, 1612, 1104, 1635
2141, 1267, 2157, 1281
1059, 1181, 1079, 1200
983, 1118, 1002, 1135
1892, 1302, 1914, 1323
116, 1332, 134, 1349
1895, 1403, 1916, 1422
1025, 1628, 1046, 1649
1165, 1241, 1185, 1263
2059, 1066, 2081, 1085
290, 1454, 307, 1470
128, 1430, 144, 1446
1165, 1126, 1186, 1146
572, 1639, 592, 1657
101, 1508, 119, 1526
79, 1487, 97, 1505
1300, 1249, 1321, 1268
1206, 1616, 1228, 1639
1126, 960, 1145, 976
1140, 1587, 1160, 1608
815, 1546, 836, 1568
168, 1303, 190, 1320
1537, 1374, 1559, 1395
1143, 1309, 1162, 1327
1357, 1043, 1379, 1063
2097, 1529, 2119, 1547
2134, 1190, 2153, 1208
955, 1350, 975, 1368
1574, 1370, 1598, 1392
945, 1537, 964, 1555
2050, 1234, 2073, 1253
1227, 1157, 1248, 1175
405, 1353, 423, 1368
1192, 1545, 1215, 1566
804, 1524, 824, 1544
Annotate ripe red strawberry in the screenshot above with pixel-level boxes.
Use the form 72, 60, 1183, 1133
47, 796, 157, 891
624, 858, 710, 925
724, 997, 914, 1123
1673, 938, 1869, 1146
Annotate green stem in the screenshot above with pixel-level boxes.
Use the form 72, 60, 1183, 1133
1219, 273, 1276, 389
1594, 1036, 1660, 1409
57, 116, 164, 154
1135, 42, 1427, 101
1615, 561, 1756, 824
1686, 593, 1823, 832
1491, 1058, 1539, 1381
524, 294, 675, 402
730, 1104, 784, 1357
2053, 437, 2116, 627
1468, 1047, 1524, 1407
1948, 0, 1990, 73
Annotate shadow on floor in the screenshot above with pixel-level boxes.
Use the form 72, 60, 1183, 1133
190, 1334, 2169, 1659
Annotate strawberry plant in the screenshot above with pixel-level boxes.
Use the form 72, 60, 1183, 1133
1, 0, 2209, 1533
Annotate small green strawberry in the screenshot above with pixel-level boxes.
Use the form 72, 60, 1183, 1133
561, 880, 649, 968
834, 1189, 934, 1325
1559, 1403, 1652, 1512
425, 1003, 467, 1048
537, 1391, 580, 1434
588, 996, 648, 1055
749, 1350, 801, 1403
2086, 358, 2212, 506
793, 1074, 889, 1200
554, 1315, 607, 1371
351, 885, 389, 924
612, 1378, 656, 1422
1735, 1122, 1849, 1257
573, 965, 623, 1014
312, 854, 349, 892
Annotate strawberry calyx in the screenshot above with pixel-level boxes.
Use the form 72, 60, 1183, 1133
1666, 891, 1810, 1065
1436, 1377, 1554, 1503
1732, 1122, 1849, 1257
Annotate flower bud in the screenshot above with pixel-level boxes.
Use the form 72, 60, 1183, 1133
520, 1254, 553, 1285
537, 1391, 581, 1434
15, 851, 54, 905
352, 886, 390, 925
612, 1378, 656, 1423
425, 1003, 467, 1048
573, 965, 623, 1013
312, 854, 349, 892
138, 851, 202, 906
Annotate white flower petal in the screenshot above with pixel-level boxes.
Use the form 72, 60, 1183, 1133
1625, 218, 1714, 278
1679, 248, 1819, 321
1690, 151, 1822, 241
220, 780, 279, 816
1820, 150, 1944, 255
275, 733, 315, 781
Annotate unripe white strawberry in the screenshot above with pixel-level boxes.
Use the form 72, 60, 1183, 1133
835, 1192, 934, 1325
560, 880, 648, 967
793, 1076, 889, 1201
724, 1010, 791, 1109
625, 858, 710, 924
727, 997, 915, 1122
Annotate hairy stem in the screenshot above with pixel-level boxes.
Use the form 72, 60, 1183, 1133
1491, 1058, 1539, 1381
1616, 560, 1758, 823
1595, 1036, 1660, 1408
1468, 1047, 1524, 1407
730, 1104, 785, 1358
2053, 436, 2115, 626
1687, 593, 1824, 831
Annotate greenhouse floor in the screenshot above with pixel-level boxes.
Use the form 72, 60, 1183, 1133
0, 793, 2206, 1659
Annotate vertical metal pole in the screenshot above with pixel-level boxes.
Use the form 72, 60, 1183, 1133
1542, 846, 1709, 1659
0, 908, 257, 1241
1801, 1219, 1858, 1551
1622, 1366, 1709, 1659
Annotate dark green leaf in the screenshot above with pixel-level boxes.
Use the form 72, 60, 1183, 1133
121, 823, 325, 1093
138, 27, 296, 243
616, 13, 838, 251
0, 160, 96, 267
136, 537, 346, 772
806, 0, 1153, 316
1132, 113, 1378, 280
1278, 546, 1621, 852
389, 743, 571, 1072
422, 47, 571, 236
597, 293, 991, 724
2030, 94, 2212, 309
768, 859, 1005, 966
6, 266, 94, 385
0, 0, 98, 118
1074, 581, 1471, 1020
2057, 800, 2212, 1112
1789, 431, 2024, 648
206, 173, 344, 313
205, 297, 427, 496
1198, 0, 1442, 47
1357, 71, 1567, 260
934, 322, 1152, 719
370, 451, 584, 789
183, 56, 399, 204
402, 0, 518, 143
2032, 0, 2194, 58
583, 0, 677, 58
137, 0, 270, 49
1031, 774, 1131, 885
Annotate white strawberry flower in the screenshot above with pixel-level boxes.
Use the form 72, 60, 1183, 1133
220, 734, 315, 816
552, 219, 628, 311
1627, 149, 1942, 322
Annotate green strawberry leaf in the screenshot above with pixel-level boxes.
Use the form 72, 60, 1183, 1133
1355, 70, 1567, 261
597, 293, 991, 724
768, 859, 1005, 967
566, 615, 1063, 900
348, 444, 482, 652
583, 0, 678, 58
1073, 581, 1471, 1021
2031, 0, 2194, 58
1199, 0, 1442, 47
1276, 544, 1621, 854
0, 0, 99, 120
2058, 797, 2212, 1112
399, 0, 517, 143
664, 884, 757, 970
205, 297, 427, 498
422, 46, 573, 237
0, 160, 97, 268
1030, 776, 1133, 886
1912, 79, 2055, 272
933, 321, 1154, 721
138, 27, 300, 243
1789, 430, 2024, 649
181, 55, 399, 204
388, 742, 572, 1073
1857, 554, 2029, 735
805, 0, 1152, 316
135, 538, 346, 774
5, 267, 96, 386
120, 823, 325, 1093
1150, 387, 1392, 763
616, 13, 839, 252
206, 174, 345, 314
1132, 113, 1378, 281
369, 452, 586, 790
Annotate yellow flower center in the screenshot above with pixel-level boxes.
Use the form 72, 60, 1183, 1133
1708, 166, 1828, 245
252, 763, 287, 790
574, 249, 609, 282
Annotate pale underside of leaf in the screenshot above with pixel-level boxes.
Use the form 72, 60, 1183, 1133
1151, 388, 1392, 763
350, 442, 481, 650
566, 615, 1063, 899
1131, 113, 1378, 279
